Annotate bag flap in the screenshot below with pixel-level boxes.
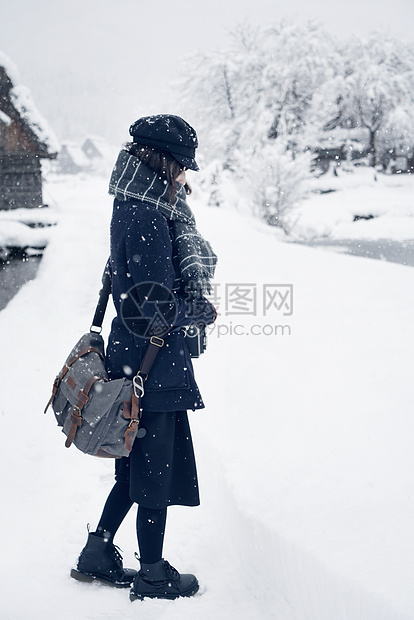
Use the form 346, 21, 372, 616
63, 332, 106, 367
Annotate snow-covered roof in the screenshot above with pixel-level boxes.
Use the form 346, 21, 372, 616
0, 50, 19, 86
60, 142, 91, 168
10, 85, 60, 154
83, 134, 108, 149
0, 109, 11, 125
0, 50, 60, 156
314, 127, 369, 150
82, 135, 116, 161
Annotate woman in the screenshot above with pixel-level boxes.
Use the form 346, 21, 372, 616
71, 115, 217, 600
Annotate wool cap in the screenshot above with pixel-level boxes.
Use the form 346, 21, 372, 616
129, 114, 200, 171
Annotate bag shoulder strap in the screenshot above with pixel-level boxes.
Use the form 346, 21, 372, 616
90, 258, 167, 383
90, 259, 112, 333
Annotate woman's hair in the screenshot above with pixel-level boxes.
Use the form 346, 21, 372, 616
123, 142, 192, 204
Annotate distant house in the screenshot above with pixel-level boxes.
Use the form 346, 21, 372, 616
82, 136, 110, 160
54, 136, 115, 175
312, 128, 368, 173
386, 145, 414, 174
312, 126, 414, 174
56, 142, 91, 174
0, 55, 59, 210
81, 135, 115, 174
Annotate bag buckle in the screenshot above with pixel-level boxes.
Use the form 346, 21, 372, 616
150, 336, 164, 347
133, 374, 145, 398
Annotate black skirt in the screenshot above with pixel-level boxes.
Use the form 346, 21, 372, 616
115, 410, 200, 509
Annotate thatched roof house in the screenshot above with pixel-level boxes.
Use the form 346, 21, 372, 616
56, 142, 91, 174
81, 135, 116, 175
0, 52, 59, 209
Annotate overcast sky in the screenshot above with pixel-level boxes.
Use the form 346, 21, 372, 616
1, 0, 413, 145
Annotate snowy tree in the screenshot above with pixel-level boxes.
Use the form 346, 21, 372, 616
179, 21, 334, 207
176, 23, 414, 228
317, 34, 414, 167
258, 21, 340, 155
189, 21, 339, 159
179, 49, 240, 167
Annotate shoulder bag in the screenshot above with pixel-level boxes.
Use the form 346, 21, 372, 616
44, 262, 165, 458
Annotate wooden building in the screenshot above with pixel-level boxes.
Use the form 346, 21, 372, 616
0, 64, 58, 210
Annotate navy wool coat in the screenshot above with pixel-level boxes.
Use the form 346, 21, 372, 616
106, 198, 214, 412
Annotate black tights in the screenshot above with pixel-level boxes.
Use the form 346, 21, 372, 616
96, 480, 167, 564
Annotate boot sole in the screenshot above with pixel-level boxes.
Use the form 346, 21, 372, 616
130, 583, 199, 601
70, 568, 133, 588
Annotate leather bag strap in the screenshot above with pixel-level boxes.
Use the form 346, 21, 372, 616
65, 375, 106, 448
90, 259, 112, 333
124, 335, 166, 451
139, 335, 165, 378
44, 346, 105, 414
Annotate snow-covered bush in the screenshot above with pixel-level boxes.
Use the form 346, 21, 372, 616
249, 145, 311, 231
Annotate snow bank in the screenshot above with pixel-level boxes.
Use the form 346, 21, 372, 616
0, 206, 58, 228
0, 206, 58, 254
0, 220, 51, 249
1, 173, 414, 619
292, 168, 414, 240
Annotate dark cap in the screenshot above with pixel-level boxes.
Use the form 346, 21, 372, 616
129, 114, 199, 171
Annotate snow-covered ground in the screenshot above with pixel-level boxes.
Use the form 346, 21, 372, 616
292, 166, 414, 241
1, 171, 414, 619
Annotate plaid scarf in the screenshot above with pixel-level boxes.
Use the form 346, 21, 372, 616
109, 150, 217, 293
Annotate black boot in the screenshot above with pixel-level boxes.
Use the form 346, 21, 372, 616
70, 532, 137, 588
130, 559, 199, 601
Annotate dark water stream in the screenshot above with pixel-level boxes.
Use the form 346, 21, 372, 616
0, 253, 42, 311
290, 238, 414, 268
